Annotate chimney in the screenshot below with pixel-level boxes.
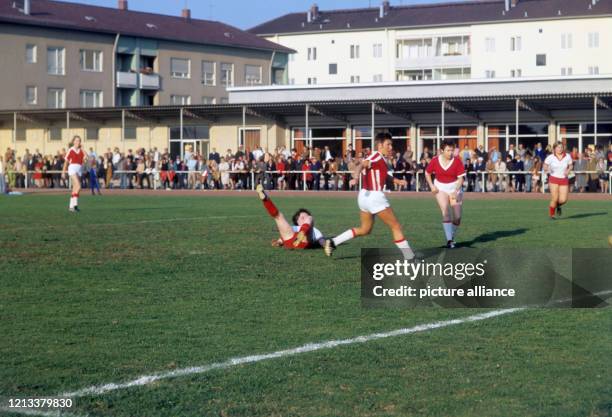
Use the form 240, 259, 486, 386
504, 0, 510, 11
308, 3, 319, 22
118, 0, 128, 11
380, 0, 390, 18
181, 8, 191, 20
24, 0, 30, 15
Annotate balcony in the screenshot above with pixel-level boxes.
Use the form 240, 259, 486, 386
116, 71, 138, 88
140, 73, 160, 90
395, 54, 471, 70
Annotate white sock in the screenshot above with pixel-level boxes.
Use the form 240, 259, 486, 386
333, 229, 355, 246
443, 222, 453, 241
69, 197, 76, 208
395, 239, 415, 260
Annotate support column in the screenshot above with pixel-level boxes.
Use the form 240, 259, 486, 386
515, 99, 519, 148
594, 96, 598, 146
409, 122, 417, 159
371, 102, 375, 150
548, 121, 557, 146
242, 105, 246, 150
179, 107, 184, 157
305, 104, 310, 157
441, 100, 445, 150
121, 109, 126, 153
12, 112, 16, 144
66, 111, 70, 142
477, 121, 486, 150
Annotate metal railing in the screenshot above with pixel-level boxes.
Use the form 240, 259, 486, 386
3, 170, 611, 195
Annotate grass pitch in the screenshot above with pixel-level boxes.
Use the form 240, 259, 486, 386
0, 192, 610, 417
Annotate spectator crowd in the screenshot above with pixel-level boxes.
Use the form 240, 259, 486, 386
1, 142, 611, 195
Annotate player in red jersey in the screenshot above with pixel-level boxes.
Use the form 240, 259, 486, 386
324, 133, 415, 260
61, 135, 88, 212
543, 141, 573, 219
256, 184, 325, 250
425, 139, 466, 248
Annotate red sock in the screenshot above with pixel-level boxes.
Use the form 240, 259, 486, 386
549, 206, 555, 217
263, 199, 279, 218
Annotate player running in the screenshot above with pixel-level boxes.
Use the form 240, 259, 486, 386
62, 135, 87, 212
256, 184, 325, 249
324, 133, 415, 260
544, 141, 573, 219
425, 139, 466, 248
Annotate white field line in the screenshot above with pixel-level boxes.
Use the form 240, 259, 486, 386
61, 308, 522, 399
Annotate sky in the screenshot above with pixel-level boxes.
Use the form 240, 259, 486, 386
58, 0, 467, 30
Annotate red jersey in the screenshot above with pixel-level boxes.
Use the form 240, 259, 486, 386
66, 147, 85, 165
361, 151, 389, 191
426, 156, 465, 184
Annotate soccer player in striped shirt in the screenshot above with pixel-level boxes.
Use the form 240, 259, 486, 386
324, 133, 415, 260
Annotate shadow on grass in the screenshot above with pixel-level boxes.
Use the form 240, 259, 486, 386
563, 212, 608, 220
459, 228, 530, 248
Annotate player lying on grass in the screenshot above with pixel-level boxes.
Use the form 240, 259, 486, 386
256, 184, 325, 249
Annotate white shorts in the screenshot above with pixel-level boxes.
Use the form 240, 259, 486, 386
358, 189, 390, 214
68, 164, 82, 177
434, 179, 463, 203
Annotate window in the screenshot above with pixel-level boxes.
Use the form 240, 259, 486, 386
589, 66, 600, 75
26, 44, 37, 63
307, 77, 317, 85
124, 127, 137, 140
485, 70, 496, 78
510, 69, 522, 77
80, 90, 103, 108
536, 54, 546, 66
373, 43, 382, 58
170, 58, 190, 78
329, 63, 337, 75
202, 61, 215, 85
202, 96, 216, 104
373, 74, 383, 82
561, 67, 573, 76
350, 44, 360, 59
561, 33, 573, 49
47, 47, 65, 75
170, 95, 191, 105
485, 37, 495, 53
219, 98, 229, 104
220, 63, 233, 87
47, 88, 65, 108
49, 127, 62, 141
245, 64, 262, 85
80, 49, 102, 71
26, 86, 37, 105
510, 36, 522, 51
588, 32, 599, 48
350, 75, 360, 83
86, 127, 99, 141
307, 47, 317, 61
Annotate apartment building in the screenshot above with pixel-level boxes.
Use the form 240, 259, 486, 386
250, 0, 612, 85
0, 0, 292, 110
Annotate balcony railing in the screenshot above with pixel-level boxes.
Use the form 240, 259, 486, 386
395, 54, 471, 70
116, 71, 138, 88
140, 73, 160, 90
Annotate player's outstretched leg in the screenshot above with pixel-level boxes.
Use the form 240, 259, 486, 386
324, 211, 373, 257
548, 183, 559, 219
377, 207, 415, 260
256, 184, 295, 243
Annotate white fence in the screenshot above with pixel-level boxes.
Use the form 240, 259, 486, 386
4, 170, 612, 195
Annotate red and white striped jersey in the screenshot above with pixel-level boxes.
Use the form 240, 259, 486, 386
65, 147, 85, 165
361, 151, 389, 191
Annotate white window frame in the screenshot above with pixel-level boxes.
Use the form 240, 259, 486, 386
561, 67, 573, 76
47, 88, 65, 108
170, 95, 191, 105
510, 36, 522, 52
202, 61, 216, 86
510, 69, 522, 78
485, 70, 495, 78
80, 49, 103, 72
170, 58, 191, 79
588, 66, 600, 75
373, 74, 383, 82
561, 33, 573, 49
26, 86, 37, 105
372, 43, 382, 58
350, 75, 360, 83
80, 90, 103, 108
47, 47, 65, 75
307, 47, 317, 61
26, 44, 37, 63
220, 63, 234, 87
202, 96, 216, 105
350, 44, 360, 59
245, 64, 262, 86
307, 77, 317, 85
485, 37, 495, 53
588, 32, 600, 48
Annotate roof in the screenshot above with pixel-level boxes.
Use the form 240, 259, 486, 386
249, 0, 612, 36
0, 0, 294, 53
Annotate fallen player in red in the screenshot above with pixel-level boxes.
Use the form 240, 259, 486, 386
256, 184, 325, 250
